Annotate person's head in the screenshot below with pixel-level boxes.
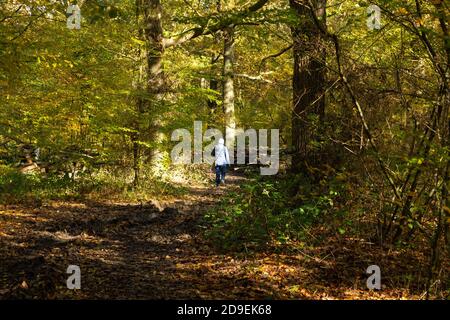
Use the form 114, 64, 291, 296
218, 138, 225, 145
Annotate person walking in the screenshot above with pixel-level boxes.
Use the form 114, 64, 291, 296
213, 138, 230, 187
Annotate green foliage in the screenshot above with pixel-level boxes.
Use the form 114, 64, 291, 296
0, 165, 41, 197
204, 175, 339, 250
0, 165, 84, 203
0, 163, 191, 205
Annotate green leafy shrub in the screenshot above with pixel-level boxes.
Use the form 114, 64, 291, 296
204, 175, 339, 251
0, 165, 42, 201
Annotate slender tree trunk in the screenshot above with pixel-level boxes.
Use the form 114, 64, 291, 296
131, 132, 140, 185
223, 26, 236, 160
208, 54, 219, 112
290, 0, 326, 173
208, 1, 221, 118
132, 0, 149, 185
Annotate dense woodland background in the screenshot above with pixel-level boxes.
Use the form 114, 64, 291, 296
0, 0, 449, 299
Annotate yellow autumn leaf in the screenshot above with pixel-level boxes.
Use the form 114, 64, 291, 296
20, 280, 28, 289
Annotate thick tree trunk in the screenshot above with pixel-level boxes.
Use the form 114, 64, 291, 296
223, 26, 236, 161
143, 0, 165, 97
290, 0, 326, 173
133, 0, 166, 181
144, 0, 166, 175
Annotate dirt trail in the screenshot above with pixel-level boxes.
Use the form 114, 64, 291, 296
0, 172, 265, 299
0, 171, 425, 299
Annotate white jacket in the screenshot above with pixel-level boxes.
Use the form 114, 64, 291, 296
214, 139, 230, 166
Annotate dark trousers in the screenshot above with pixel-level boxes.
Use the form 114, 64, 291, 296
215, 165, 227, 186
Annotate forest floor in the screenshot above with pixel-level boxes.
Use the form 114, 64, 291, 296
0, 171, 434, 299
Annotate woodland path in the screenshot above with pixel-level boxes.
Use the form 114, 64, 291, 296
0, 171, 280, 299
0, 171, 421, 299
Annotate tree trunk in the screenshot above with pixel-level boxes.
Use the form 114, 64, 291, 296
223, 26, 236, 161
208, 53, 219, 112
143, 0, 165, 98
290, 0, 326, 173
132, 132, 140, 186
132, 0, 150, 185
145, 0, 166, 175
134, 0, 166, 180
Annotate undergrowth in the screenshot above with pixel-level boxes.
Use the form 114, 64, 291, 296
204, 173, 343, 251
0, 164, 193, 205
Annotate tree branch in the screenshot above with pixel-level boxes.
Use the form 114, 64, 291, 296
235, 72, 273, 83
163, 0, 271, 48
